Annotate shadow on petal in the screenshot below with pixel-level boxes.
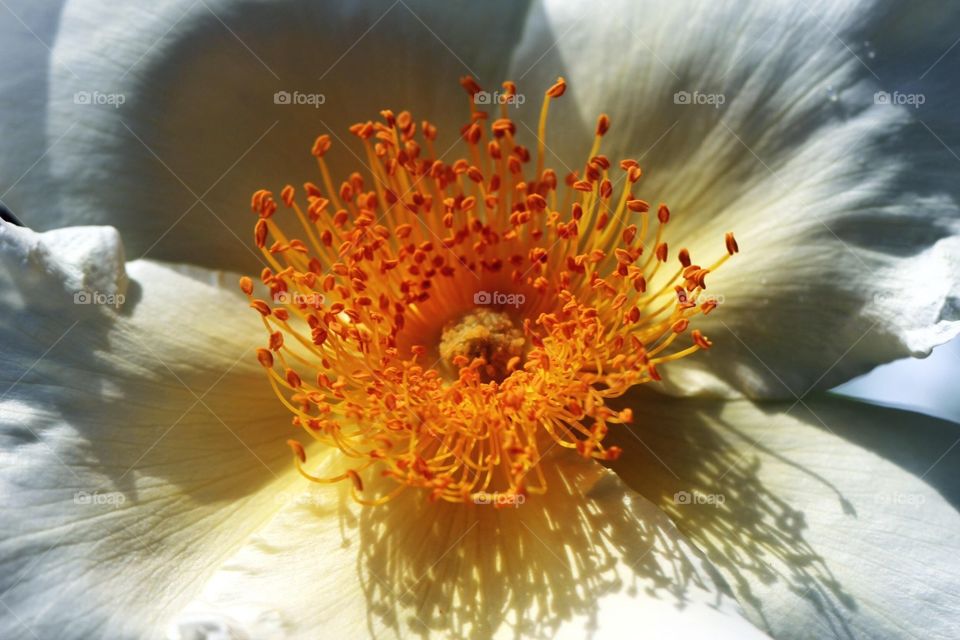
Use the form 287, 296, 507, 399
41, 0, 538, 271
354, 452, 739, 639
604, 387, 858, 638
9, 262, 292, 507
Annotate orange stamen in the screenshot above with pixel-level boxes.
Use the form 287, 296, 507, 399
242, 80, 737, 504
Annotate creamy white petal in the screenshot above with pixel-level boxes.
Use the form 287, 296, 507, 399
171, 452, 768, 640
605, 388, 960, 639
0, 223, 300, 639
12, 0, 529, 269
510, 0, 960, 397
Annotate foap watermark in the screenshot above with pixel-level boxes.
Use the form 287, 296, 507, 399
474, 290, 525, 308
874, 91, 925, 109
74, 490, 126, 508
673, 490, 726, 507
673, 90, 726, 109
73, 90, 126, 108
274, 90, 326, 108
472, 491, 525, 507
697, 292, 725, 306
874, 492, 926, 508
873, 291, 896, 306
677, 290, 725, 307
273, 291, 325, 306
474, 90, 526, 107
74, 289, 125, 308
273, 491, 327, 508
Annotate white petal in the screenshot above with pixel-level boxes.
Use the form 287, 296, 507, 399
510, 0, 960, 397
13, 0, 529, 270
606, 388, 960, 639
0, 224, 299, 638
0, 1, 68, 222
171, 452, 768, 639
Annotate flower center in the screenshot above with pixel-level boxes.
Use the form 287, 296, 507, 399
240, 77, 738, 505
439, 309, 525, 383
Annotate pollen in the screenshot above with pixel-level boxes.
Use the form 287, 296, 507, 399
241, 77, 737, 505
439, 309, 525, 383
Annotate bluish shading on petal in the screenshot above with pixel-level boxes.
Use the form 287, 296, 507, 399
0, 223, 298, 639
11, 0, 531, 270
0, 1, 68, 221
835, 337, 960, 423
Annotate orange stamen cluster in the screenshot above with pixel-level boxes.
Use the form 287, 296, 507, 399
241, 77, 737, 505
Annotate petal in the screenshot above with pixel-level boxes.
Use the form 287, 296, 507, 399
0, 223, 299, 638
605, 387, 960, 639
14, 0, 530, 270
0, 0, 68, 221
835, 338, 960, 423
170, 452, 768, 639
510, 0, 960, 397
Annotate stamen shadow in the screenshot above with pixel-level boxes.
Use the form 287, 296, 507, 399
354, 455, 738, 639
603, 388, 869, 638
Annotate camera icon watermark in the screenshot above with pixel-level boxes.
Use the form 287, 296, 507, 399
73, 90, 126, 109
873, 91, 925, 109
474, 90, 526, 107
474, 290, 525, 308
274, 90, 326, 108
74, 290, 125, 309
673, 490, 725, 507
673, 90, 725, 109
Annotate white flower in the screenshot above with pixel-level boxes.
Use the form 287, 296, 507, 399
1, 1, 959, 639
